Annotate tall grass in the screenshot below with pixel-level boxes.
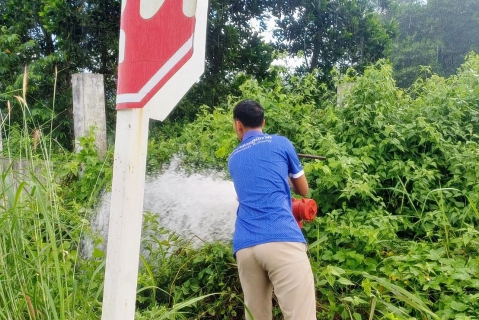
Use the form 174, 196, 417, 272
0, 69, 220, 319
0, 68, 102, 320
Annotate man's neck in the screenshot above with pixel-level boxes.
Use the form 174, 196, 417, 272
241, 129, 263, 141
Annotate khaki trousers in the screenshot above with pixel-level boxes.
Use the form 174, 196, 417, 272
236, 242, 316, 320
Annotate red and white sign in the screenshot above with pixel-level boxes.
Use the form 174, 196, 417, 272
116, 0, 198, 109
101, 2, 208, 319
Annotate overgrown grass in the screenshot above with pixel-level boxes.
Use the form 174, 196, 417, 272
0, 72, 104, 319
0, 70, 228, 320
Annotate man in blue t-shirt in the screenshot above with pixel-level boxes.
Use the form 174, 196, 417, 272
228, 100, 316, 320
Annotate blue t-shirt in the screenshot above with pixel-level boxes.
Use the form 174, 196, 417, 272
228, 130, 306, 254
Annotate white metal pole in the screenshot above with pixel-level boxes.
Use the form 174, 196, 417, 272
101, 108, 149, 320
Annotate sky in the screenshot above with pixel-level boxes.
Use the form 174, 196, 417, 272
249, 16, 303, 71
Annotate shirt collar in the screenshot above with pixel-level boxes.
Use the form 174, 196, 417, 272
242, 130, 264, 142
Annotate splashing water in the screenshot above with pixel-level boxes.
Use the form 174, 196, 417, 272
85, 157, 238, 257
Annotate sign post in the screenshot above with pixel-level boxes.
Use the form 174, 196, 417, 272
101, 1, 209, 319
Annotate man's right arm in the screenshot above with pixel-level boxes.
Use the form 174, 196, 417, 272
289, 174, 309, 197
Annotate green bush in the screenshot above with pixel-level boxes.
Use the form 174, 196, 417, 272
147, 55, 479, 318
137, 212, 243, 319
2, 53, 478, 319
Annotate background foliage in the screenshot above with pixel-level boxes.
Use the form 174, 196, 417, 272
390, 0, 479, 87
1, 0, 479, 319
145, 54, 479, 318
1, 55, 478, 318
1, 0, 398, 146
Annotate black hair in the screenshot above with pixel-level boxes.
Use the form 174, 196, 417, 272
233, 100, 264, 128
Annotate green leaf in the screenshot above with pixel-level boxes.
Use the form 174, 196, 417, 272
450, 301, 468, 311
337, 277, 354, 286
92, 248, 105, 258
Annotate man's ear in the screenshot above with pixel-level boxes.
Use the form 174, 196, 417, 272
235, 120, 244, 133
262, 119, 266, 128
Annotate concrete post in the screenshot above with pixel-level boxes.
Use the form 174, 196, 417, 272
72, 73, 108, 158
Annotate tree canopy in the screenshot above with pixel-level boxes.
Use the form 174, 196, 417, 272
391, 0, 479, 87
0, 0, 121, 147
266, 0, 397, 84
1, 0, 402, 148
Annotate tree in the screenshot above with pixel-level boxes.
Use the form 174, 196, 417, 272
168, 0, 275, 121
264, 0, 396, 85
430, 0, 479, 75
0, 0, 121, 148
390, 0, 479, 87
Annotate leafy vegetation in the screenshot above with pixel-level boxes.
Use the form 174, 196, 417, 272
1, 51, 478, 319
147, 54, 479, 318
389, 0, 479, 87
1, 0, 398, 146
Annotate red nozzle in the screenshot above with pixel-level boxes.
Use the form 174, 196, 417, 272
292, 198, 318, 228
